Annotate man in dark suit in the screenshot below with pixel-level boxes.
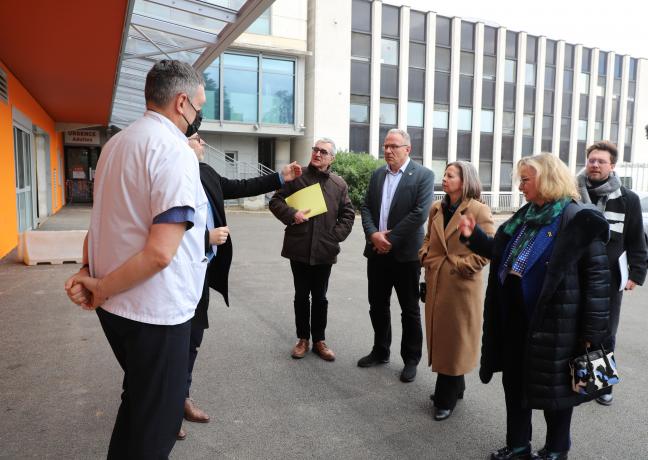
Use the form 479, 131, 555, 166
357, 128, 434, 383
180, 134, 301, 439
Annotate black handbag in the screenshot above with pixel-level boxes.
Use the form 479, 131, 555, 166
569, 345, 620, 396
419, 282, 426, 303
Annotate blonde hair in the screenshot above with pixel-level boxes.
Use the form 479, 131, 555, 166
446, 161, 481, 201
516, 153, 580, 201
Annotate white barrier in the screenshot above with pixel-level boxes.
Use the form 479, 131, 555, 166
20, 230, 86, 266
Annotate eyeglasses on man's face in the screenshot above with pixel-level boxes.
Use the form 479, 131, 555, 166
312, 146, 331, 156
382, 144, 408, 151
587, 158, 610, 166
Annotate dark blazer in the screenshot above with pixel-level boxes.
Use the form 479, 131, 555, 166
361, 159, 434, 262
196, 162, 282, 328
465, 201, 610, 410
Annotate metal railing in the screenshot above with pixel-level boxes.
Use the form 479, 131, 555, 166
615, 163, 648, 192
202, 143, 276, 206
433, 191, 524, 213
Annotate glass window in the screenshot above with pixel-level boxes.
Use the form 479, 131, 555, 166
409, 128, 424, 162
432, 136, 448, 163
482, 80, 495, 109
350, 96, 369, 123
435, 47, 451, 71
408, 101, 424, 127
484, 26, 497, 55
483, 55, 497, 79
458, 108, 472, 131
559, 140, 569, 162
380, 65, 398, 98
505, 59, 516, 83
481, 110, 494, 133
542, 115, 553, 138
504, 84, 516, 110
500, 161, 513, 189
434, 71, 450, 104
460, 52, 474, 75
351, 32, 371, 59
578, 120, 587, 140
409, 42, 426, 69
562, 93, 573, 116
564, 44, 574, 69
461, 22, 475, 50
459, 76, 473, 106
563, 70, 573, 91
541, 138, 552, 153
457, 132, 471, 160
506, 31, 517, 58
433, 105, 449, 129
480, 134, 494, 160
560, 117, 571, 140
627, 101, 635, 124
203, 60, 220, 120
579, 94, 589, 119
351, 61, 371, 95
581, 48, 592, 72
629, 58, 638, 81
523, 114, 534, 136
599, 52, 608, 75
546, 40, 556, 65
522, 136, 534, 156
381, 5, 399, 37
596, 76, 606, 97
261, 58, 294, 124
350, 124, 370, 153
524, 87, 535, 113
611, 123, 619, 142
381, 38, 399, 65
594, 121, 603, 140
613, 79, 621, 96
614, 55, 623, 78
525, 63, 536, 86
543, 90, 554, 115
479, 160, 493, 187
408, 69, 425, 101
526, 36, 537, 63
352, 0, 371, 32
436, 16, 451, 47
625, 126, 633, 143
595, 96, 604, 120
247, 9, 270, 35
544, 67, 555, 89
579, 73, 590, 94
502, 137, 514, 161
379, 100, 397, 124
223, 54, 258, 122
410, 11, 426, 42
502, 112, 515, 134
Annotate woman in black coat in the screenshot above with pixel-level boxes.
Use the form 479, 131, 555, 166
458, 153, 610, 460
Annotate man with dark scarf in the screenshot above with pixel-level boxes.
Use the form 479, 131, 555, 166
576, 140, 647, 406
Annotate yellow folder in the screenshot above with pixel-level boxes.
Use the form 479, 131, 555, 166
286, 183, 328, 218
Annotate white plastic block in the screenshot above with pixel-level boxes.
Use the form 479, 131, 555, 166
21, 230, 87, 266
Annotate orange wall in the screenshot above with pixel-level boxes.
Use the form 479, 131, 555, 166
0, 60, 64, 258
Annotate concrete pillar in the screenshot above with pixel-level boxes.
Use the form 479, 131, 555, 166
533, 37, 546, 155
552, 41, 565, 155
369, 0, 383, 158
397, 6, 410, 129
447, 17, 461, 162
631, 58, 648, 162
422, 11, 436, 169
491, 27, 507, 206
471, 22, 484, 167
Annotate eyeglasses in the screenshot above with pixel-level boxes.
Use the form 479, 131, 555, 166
587, 158, 610, 166
312, 146, 331, 156
382, 144, 408, 151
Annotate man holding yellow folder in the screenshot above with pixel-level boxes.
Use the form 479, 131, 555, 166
269, 138, 355, 361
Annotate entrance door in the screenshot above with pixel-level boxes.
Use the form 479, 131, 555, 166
14, 127, 34, 232
258, 137, 275, 171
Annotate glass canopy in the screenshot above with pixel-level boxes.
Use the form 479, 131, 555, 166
110, 0, 274, 127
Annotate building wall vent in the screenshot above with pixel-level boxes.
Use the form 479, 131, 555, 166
0, 67, 8, 104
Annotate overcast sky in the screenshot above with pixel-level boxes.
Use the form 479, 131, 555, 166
408, 0, 647, 59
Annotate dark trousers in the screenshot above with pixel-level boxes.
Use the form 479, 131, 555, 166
434, 374, 465, 410
501, 275, 572, 453
606, 288, 623, 350
290, 260, 332, 342
186, 320, 205, 397
367, 254, 422, 365
96, 307, 191, 460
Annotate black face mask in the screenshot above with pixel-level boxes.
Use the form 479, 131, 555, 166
183, 110, 203, 138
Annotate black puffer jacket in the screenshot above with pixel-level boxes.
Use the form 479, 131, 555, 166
465, 201, 610, 410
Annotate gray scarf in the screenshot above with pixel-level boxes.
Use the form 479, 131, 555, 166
576, 170, 621, 212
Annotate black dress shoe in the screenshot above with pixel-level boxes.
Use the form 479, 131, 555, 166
433, 407, 453, 421
531, 448, 568, 460
400, 364, 417, 382
490, 444, 532, 460
357, 353, 389, 368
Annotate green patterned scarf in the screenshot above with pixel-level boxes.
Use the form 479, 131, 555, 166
503, 198, 570, 262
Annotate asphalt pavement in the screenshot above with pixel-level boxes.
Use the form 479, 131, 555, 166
0, 209, 646, 459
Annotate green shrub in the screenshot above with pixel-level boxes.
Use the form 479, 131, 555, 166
332, 151, 384, 209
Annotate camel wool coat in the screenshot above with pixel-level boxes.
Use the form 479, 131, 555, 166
418, 198, 495, 375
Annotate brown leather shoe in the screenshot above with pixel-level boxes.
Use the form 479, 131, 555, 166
291, 339, 309, 359
184, 398, 210, 423
312, 341, 335, 361
177, 426, 187, 441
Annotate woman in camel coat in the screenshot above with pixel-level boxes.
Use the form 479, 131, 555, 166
418, 161, 495, 421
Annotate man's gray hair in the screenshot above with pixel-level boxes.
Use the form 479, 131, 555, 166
386, 128, 411, 146
145, 60, 205, 107
316, 137, 337, 156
